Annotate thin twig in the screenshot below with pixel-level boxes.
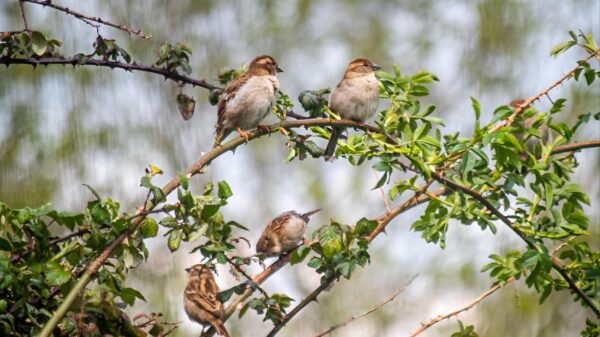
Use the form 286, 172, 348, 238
224, 255, 270, 299
313, 275, 417, 337
489, 48, 599, 133
373, 172, 391, 214
21, 0, 151, 39
0, 56, 219, 90
551, 140, 600, 154
10, 228, 90, 263
18, 1, 29, 31
408, 277, 515, 337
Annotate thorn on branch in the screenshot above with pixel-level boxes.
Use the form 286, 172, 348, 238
22, 0, 152, 39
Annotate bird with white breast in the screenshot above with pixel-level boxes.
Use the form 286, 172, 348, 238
324, 57, 381, 161
214, 55, 283, 147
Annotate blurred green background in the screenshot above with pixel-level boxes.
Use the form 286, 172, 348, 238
1, 1, 599, 336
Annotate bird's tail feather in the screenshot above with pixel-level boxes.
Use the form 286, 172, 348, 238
302, 209, 322, 218
214, 322, 231, 337
324, 128, 340, 161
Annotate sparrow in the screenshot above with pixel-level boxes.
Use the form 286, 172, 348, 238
324, 57, 381, 161
256, 209, 321, 257
184, 264, 231, 337
214, 55, 283, 147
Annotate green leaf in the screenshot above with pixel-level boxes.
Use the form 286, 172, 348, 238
354, 218, 377, 237
90, 203, 111, 224
82, 184, 101, 200
307, 257, 322, 269
120, 287, 146, 306
151, 186, 165, 203
584, 68, 595, 85
461, 150, 476, 177
141, 217, 158, 238
549, 40, 576, 57
217, 287, 236, 303
47, 210, 85, 231
179, 174, 189, 190
0, 238, 11, 251
491, 106, 512, 123
160, 216, 178, 228
217, 181, 233, 200
470, 96, 481, 121
372, 161, 390, 172
139, 176, 152, 189
167, 231, 182, 252
188, 224, 208, 241
520, 250, 540, 268
46, 262, 71, 286
290, 245, 310, 265
322, 239, 342, 259
31, 31, 48, 56
337, 261, 355, 279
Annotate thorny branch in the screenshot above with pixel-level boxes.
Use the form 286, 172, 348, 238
21, 0, 151, 39
0, 56, 220, 90
489, 48, 599, 132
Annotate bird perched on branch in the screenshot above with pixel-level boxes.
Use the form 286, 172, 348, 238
324, 57, 381, 161
214, 55, 283, 147
183, 264, 230, 337
256, 209, 321, 256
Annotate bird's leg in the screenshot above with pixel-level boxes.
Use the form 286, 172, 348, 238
236, 127, 251, 143
256, 124, 271, 134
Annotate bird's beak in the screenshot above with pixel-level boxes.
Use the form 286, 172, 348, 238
371, 63, 381, 71
185, 267, 191, 272
276, 65, 284, 73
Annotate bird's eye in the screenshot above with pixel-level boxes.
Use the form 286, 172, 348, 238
363, 62, 369, 67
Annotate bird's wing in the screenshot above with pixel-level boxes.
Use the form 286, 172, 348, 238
185, 277, 224, 318
256, 212, 293, 252
217, 72, 251, 125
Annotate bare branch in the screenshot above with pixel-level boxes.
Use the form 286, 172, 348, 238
408, 277, 515, 337
18, 1, 29, 31
21, 0, 152, 39
313, 275, 417, 337
489, 48, 599, 132
551, 140, 600, 155
0, 56, 220, 90
373, 172, 391, 214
